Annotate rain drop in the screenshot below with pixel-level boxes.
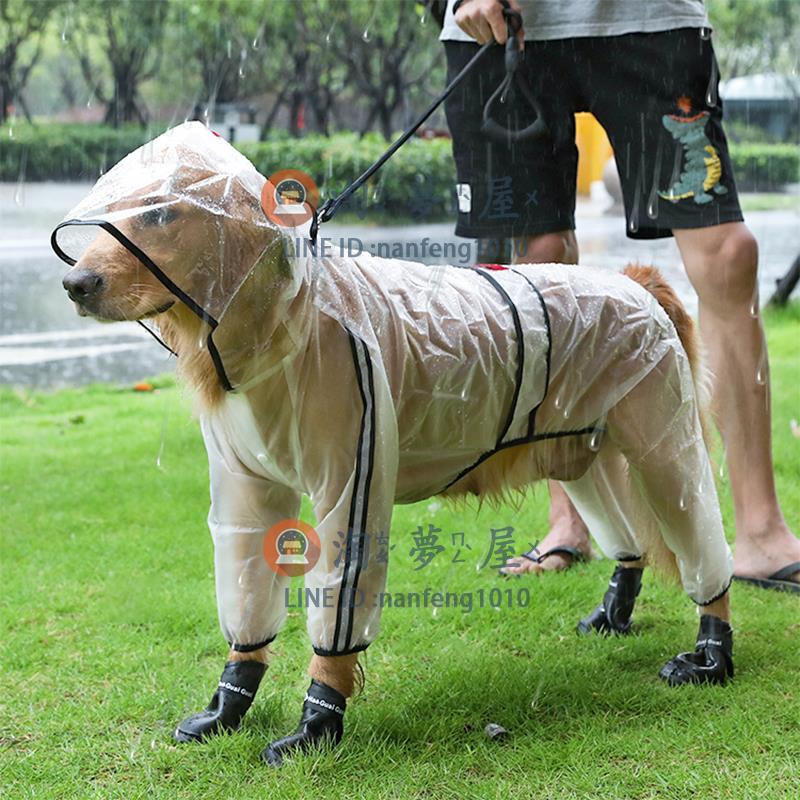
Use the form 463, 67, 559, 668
156, 401, 170, 472
668, 145, 683, 189
362, 27, 371, 42
553, 392, 563, 410
679, 495, 688, 511
628, 166, 642, 233
699, 27, 711, 40
749, 287, 760, 318
646, 193, 658, 220
755, 359, 767, 386
706, 58, 718, 107
588, 429, 603, 452
646, 138, 663, 220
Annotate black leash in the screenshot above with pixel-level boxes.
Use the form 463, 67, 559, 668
309, 0, 545, 243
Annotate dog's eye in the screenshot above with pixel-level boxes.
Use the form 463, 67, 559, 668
140, 207, 178, 227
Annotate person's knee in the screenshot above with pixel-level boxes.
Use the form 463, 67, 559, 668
514, 230, 579, 265
686, 226, 759, 313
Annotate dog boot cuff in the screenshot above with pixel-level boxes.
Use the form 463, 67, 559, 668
659, 614, 734, 686
261, 679, 346, 767
173, 660, 266, 743
577, 564, 643, 635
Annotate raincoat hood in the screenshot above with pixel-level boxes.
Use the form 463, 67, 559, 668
51, 121, 304, 390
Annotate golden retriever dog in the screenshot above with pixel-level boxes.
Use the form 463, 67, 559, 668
53, 123, 733, 766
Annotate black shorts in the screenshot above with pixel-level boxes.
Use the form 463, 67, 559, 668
443, 28, 744, 240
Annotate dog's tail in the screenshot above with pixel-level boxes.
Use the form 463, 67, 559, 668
623, 263, 712, 443
621, 264, 714, 583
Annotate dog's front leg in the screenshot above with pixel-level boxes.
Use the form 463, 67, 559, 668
561, 445, 648, 635
262, 346, 399, 766
174, 418, 302, 743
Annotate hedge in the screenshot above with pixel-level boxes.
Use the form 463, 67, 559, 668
0, 123, 154, 181
1, 123, 796, 215
238, 133, 457, 219
726, 143, 800, 191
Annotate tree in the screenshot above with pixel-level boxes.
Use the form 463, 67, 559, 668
167, 0, 266, 112
324, 0, 441, 138
66, 0, 168, 126
0, 0, 62, 123
272, 0, 349, 136
708, 0, 800, 80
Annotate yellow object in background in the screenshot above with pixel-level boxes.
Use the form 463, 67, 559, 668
575, 112, 613, 195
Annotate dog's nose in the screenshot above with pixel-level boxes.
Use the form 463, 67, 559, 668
63, 269, 103, 301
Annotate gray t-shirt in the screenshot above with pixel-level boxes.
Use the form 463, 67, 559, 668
439, 0, 710, 41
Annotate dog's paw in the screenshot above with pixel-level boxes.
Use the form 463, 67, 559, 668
577, 565, 642, 636
261, 679, 345, 767
577, 603, 632, 635
173, 660, 266, 743
659, 614, 734, 686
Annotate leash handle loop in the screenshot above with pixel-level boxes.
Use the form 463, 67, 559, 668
481, 0, 548, 145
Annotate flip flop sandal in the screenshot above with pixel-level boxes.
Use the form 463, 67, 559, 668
732, 561, 800, 594
498, 542, 588, 577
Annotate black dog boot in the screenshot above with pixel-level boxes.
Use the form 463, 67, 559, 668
173, 660, 266, 743
261, 679, 346, 767
578, 564, 643, 635
660, 614, 734, 686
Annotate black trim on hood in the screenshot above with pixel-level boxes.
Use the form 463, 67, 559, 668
51, 218, 234, 392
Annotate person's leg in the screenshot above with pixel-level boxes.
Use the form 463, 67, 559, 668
501, 229, 594, 575
577, 24, 798, 586
674, 223, 800, 584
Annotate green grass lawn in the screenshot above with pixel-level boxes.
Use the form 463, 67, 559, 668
739, 193, 800, 213
1, 305, 798, 799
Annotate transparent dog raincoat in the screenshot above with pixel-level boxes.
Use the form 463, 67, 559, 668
52, 122, 732, 656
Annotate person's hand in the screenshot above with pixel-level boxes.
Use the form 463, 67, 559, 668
454, 0, 524, 46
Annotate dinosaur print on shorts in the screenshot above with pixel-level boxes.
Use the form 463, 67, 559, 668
659, 96, 727, 205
